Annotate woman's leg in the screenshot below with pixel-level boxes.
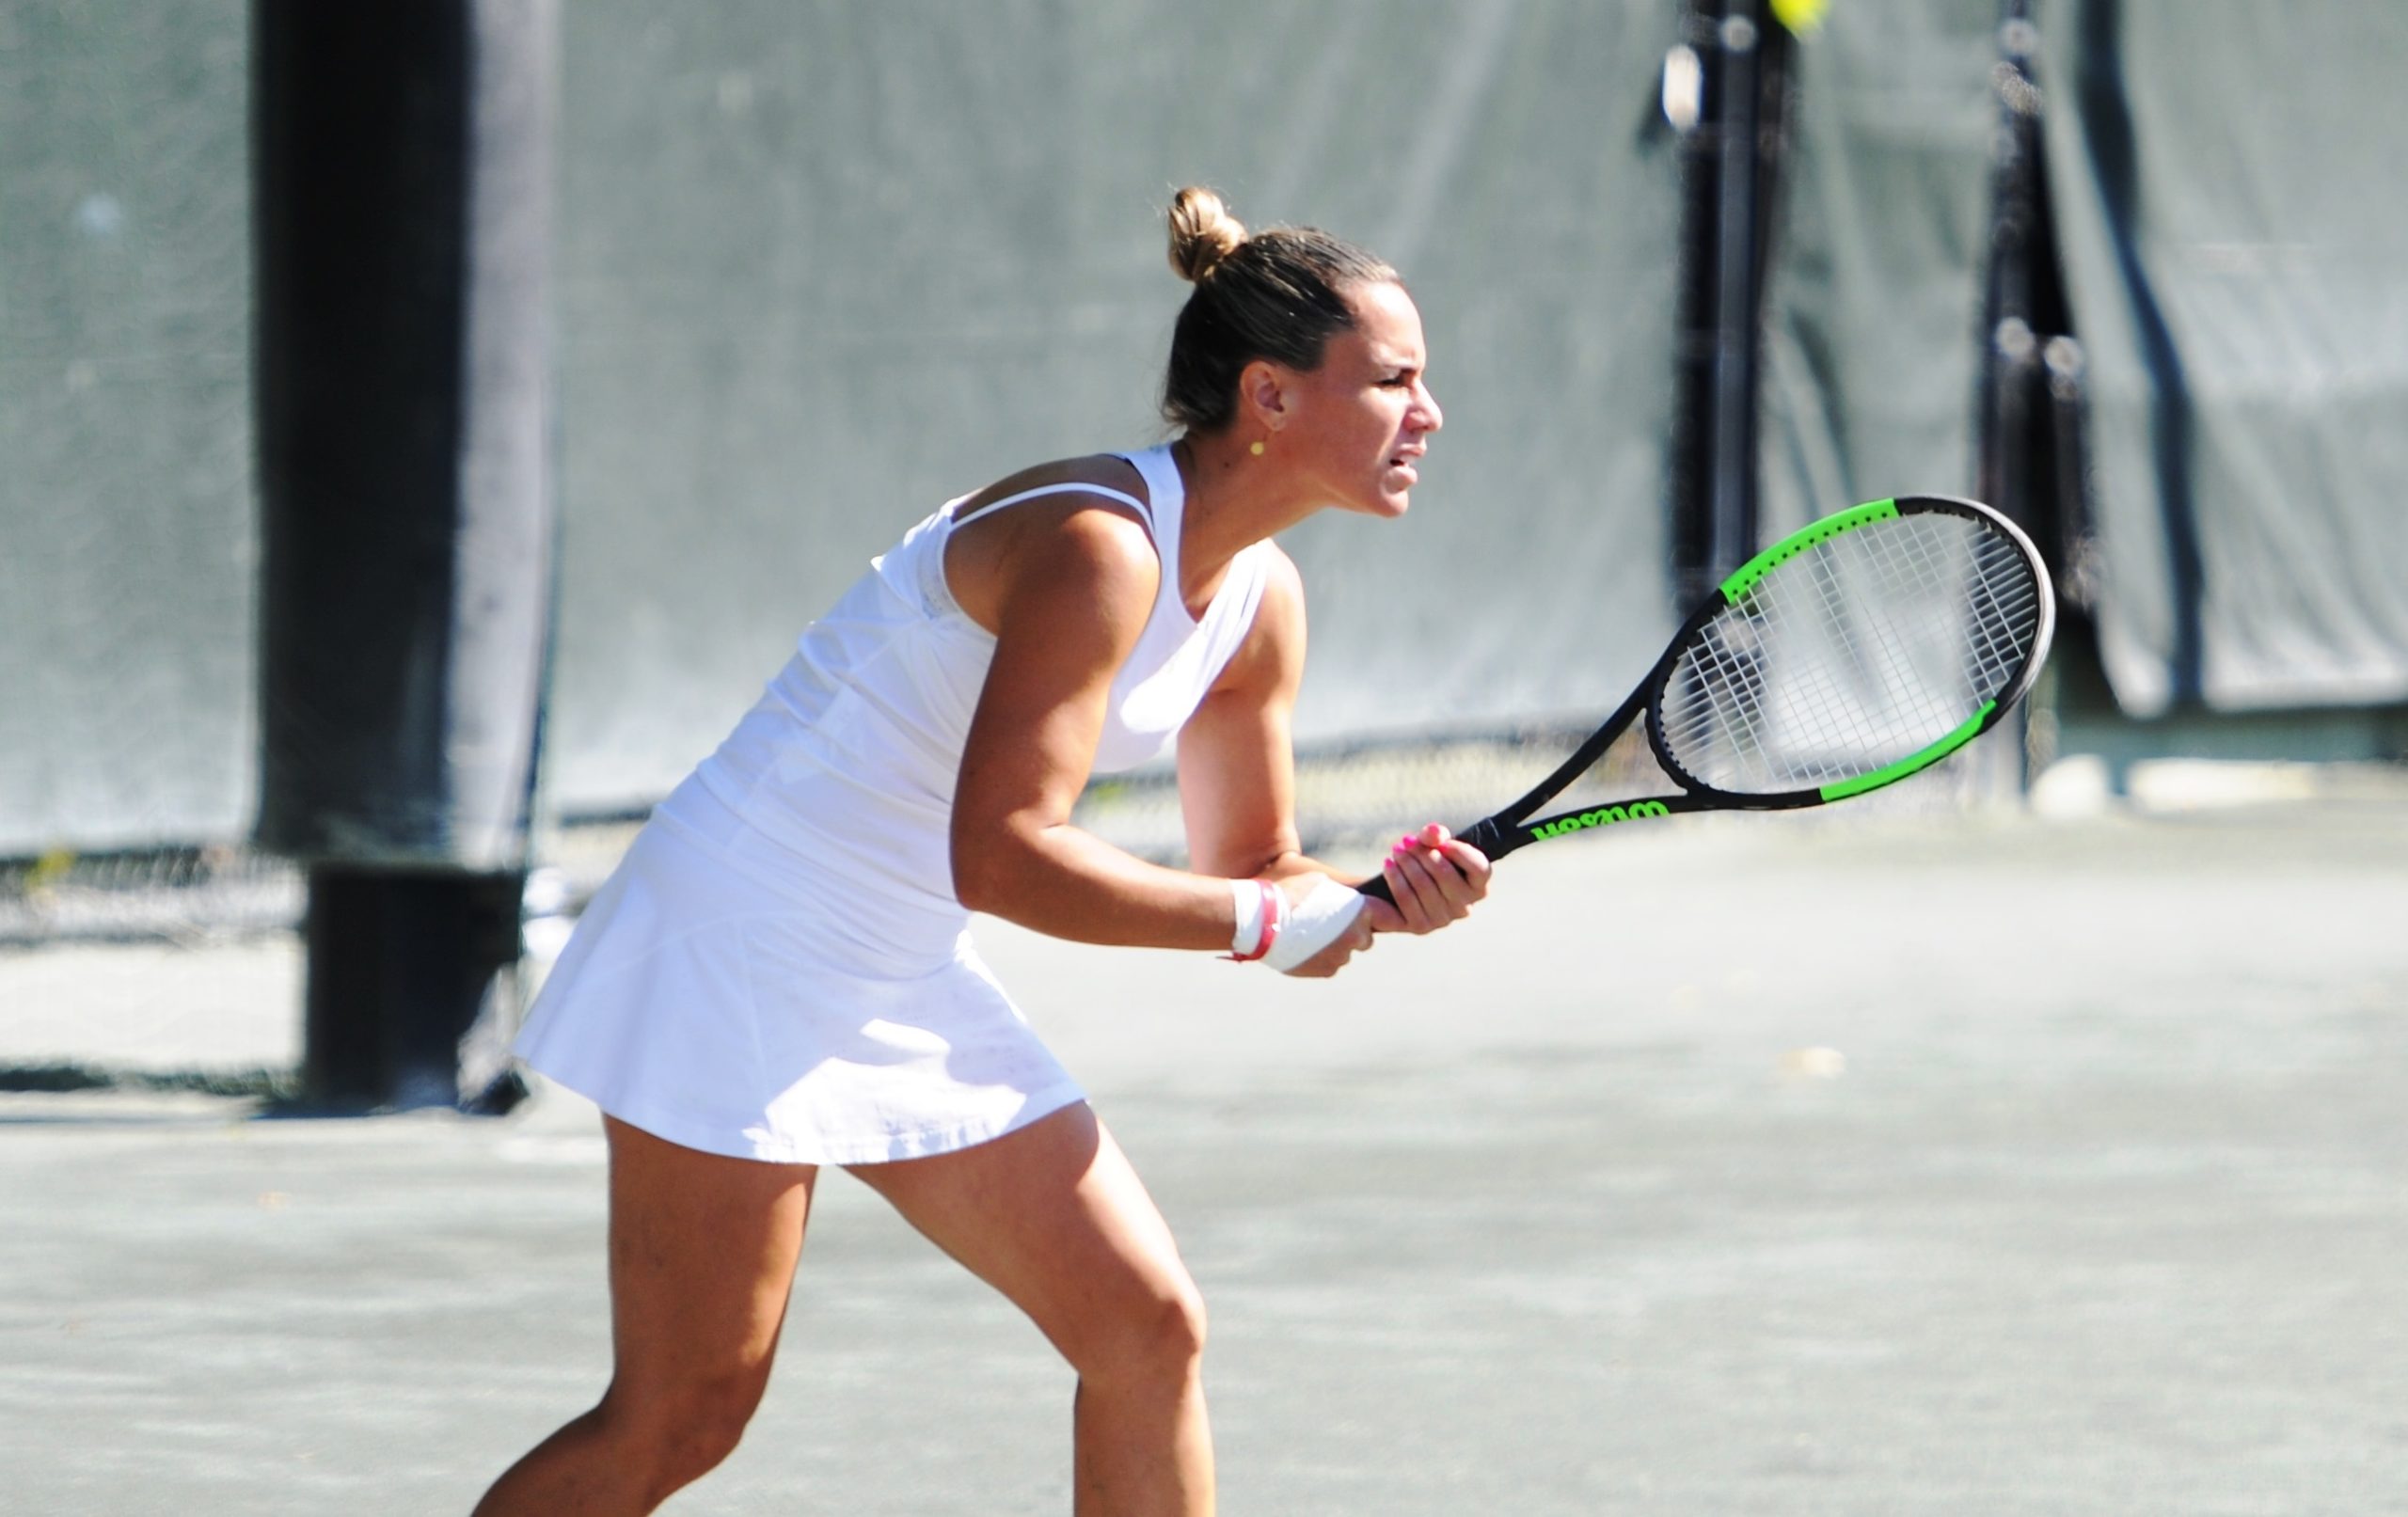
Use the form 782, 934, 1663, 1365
473, 1115, 818, 1516
848, 1103, 1212, 1517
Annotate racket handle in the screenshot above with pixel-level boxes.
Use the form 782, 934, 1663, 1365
1353, 816, 1512, 905
1460, 815, 1513, 860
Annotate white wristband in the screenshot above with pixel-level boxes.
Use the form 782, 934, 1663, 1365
1229, 877, 1268, 956
1263, 877, 1367, 974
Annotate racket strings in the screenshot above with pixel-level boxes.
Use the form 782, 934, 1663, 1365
1696, 520, 2035, 780
1657, 514, 2041, 793
1695, 519, 2035, 782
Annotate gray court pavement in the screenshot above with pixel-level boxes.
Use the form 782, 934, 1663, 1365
4, 798, 2405, 1514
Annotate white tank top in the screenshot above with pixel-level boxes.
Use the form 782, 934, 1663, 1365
664, 444, 1273, 960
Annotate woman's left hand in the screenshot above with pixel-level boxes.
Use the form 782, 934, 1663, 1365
1362, 823, 1491, 935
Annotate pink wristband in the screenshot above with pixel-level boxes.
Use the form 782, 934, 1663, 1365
1228, 879, 1285, 962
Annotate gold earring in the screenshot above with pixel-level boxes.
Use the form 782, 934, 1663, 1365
1249, 440, 1266, 457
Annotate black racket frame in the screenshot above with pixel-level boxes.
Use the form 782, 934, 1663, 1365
1358, 495, 2053, 903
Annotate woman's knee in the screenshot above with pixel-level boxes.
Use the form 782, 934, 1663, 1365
597, 1365, 774, 1494
1069, 1276, 1209, 1387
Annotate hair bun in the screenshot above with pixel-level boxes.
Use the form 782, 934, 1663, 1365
1165, 186, 1247, 283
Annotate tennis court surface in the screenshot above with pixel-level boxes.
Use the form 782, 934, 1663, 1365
4, 798, 2404, 1514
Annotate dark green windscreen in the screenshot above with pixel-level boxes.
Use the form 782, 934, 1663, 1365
540, 0, 1685, 814
7, 0, 2405, 853
2038, 0, 2408, 715
0, 6, 254, 852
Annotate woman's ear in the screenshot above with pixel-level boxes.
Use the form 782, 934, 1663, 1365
1238, 357, 1294, 435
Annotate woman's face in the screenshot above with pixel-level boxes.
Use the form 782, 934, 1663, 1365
1277, 279, 1443, 519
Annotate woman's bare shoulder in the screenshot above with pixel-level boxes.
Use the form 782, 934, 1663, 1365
952, 452, 1149, 525
944, 455, 1160, 633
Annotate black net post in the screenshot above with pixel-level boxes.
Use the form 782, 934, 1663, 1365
252, 0, 558, 1111
301, 869, 529, 1111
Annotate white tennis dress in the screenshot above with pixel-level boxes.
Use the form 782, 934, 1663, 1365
514, 445, 1273, 1163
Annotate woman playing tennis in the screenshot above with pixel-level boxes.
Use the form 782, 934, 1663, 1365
476, 186, 1489, 1517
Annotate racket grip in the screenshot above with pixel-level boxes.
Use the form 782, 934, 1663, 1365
1354, 816, 1510, 905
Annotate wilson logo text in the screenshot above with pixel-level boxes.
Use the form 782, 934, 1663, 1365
1529, 801, 1671, 841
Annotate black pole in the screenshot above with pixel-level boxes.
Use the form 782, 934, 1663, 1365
253, 0, 558, 1111
1670, 0, 1794, 607
1667, 6, 1721, 605
303, 869, 528, 1110
1974, 0, 2118, 792
1971, 0, 2050, 798
1977, 0, 2097, 594
1706, 0, 1764, 586
1976, 0, 2046, 534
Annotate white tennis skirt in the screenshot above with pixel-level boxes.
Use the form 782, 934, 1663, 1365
513, 785, 1086, 1165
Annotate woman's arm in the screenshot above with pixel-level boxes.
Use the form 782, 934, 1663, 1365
948, 500, 1235, 949
1176, 549, 1309, 883
946, 497, 1393, 976
1175, 548, 1489, 935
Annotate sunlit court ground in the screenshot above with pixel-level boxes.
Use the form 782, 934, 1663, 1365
3, 796, 2405, 1515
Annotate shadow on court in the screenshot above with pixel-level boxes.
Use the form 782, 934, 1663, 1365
3, 803, 2403, 1515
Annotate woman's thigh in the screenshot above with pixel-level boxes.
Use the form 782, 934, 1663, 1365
846, 1104, 1201, 1370
601, 1115, 819, 1399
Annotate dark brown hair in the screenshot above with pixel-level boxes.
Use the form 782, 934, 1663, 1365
1159, 187, 1398, 434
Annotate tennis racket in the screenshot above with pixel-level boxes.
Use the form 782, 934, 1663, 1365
1361, 495, 2054, 902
